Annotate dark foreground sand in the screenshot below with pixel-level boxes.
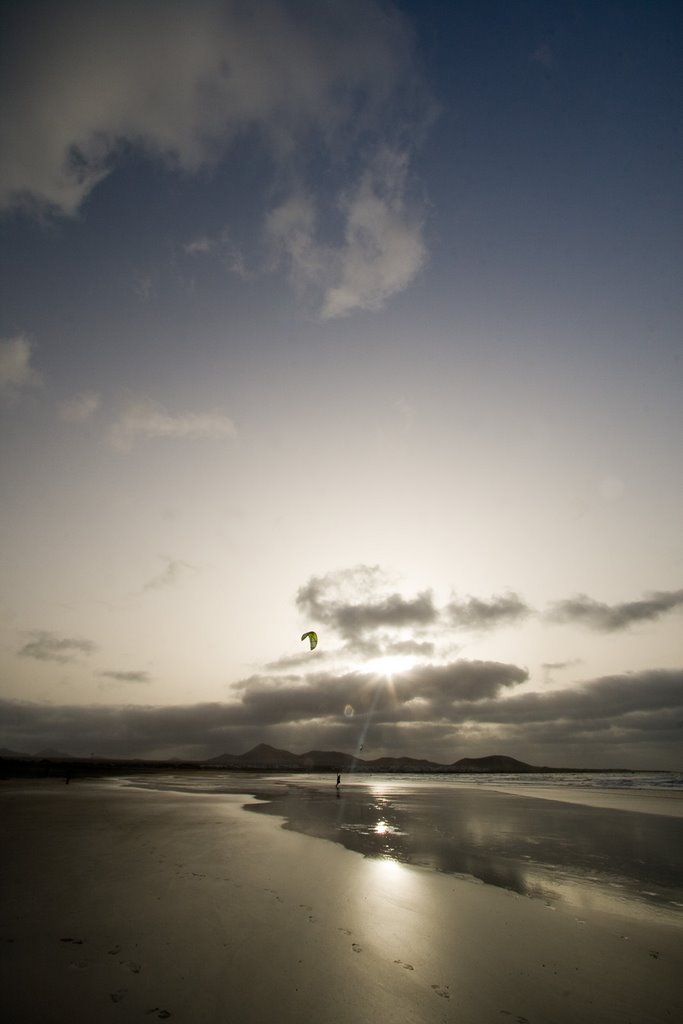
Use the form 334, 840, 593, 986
1, 780, 681, 1024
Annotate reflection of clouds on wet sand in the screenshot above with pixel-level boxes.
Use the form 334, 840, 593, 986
246, 778, 683, 918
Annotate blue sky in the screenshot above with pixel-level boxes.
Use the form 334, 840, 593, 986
1, 0, 681, 767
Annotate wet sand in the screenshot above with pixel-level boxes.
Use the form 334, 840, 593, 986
247, 777, 683, 916
1, 778, 681, 1024
488, 783, 683, 818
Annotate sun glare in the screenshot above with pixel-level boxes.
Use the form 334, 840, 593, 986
363, 654, 417, 677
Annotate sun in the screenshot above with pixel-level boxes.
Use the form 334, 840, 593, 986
362, 654, 416, 677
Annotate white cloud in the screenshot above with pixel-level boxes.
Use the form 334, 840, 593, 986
268, 149, 427, 318
58, 391, 101, 421
0, 0, 421, 215
322, 149, 427, 317
0, 1, 431, 314
184, 228, 248, 277
108, 397, 236, 451
266, 193, 330, 294
184, 237, 215, 256
0, 335, 41, 396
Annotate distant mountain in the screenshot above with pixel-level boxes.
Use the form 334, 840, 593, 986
208, 743, 302, 767
209, 744, 358, 769
362, 755, 442, 771
2, 740, 547, 773
451, 755, 540, 773
207, 746, 545, 772
0, 746, 76, 760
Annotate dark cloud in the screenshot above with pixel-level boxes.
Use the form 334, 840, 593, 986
1, 666, 680, 766
335, 592, 436, 636
233, 658, 527, 727
18, 631, 97, 663
296, 566, 437, 642
296, 571, 683, 648
452, 670, 683, 732
396, 660, 527, 706
547, 589, 683, 631
99, 671, 151, 684
448, 592, 531, 630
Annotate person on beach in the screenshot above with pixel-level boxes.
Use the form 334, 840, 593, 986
336, 773, 341, 788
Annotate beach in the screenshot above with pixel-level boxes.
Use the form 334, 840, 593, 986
1, 778, 681, 1024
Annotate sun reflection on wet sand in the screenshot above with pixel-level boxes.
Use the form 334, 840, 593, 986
247, 777, 683, 917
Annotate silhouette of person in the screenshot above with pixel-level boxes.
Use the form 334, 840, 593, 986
336, 773, 341, 789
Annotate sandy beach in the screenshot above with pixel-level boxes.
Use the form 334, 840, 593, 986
1, 779, 681, 1024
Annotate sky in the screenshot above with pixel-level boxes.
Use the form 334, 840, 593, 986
1, 0, 681, 769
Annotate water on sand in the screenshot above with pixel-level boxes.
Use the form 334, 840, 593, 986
124, 771, 683, 919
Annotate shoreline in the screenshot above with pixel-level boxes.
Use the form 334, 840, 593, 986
2, 779, 682, 1023
484, 782, 683, 817
242, 775, 683, 918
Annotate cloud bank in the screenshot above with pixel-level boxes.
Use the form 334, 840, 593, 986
1, 668, 680, 767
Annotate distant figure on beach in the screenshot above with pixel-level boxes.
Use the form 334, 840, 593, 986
336, 773, 341, 789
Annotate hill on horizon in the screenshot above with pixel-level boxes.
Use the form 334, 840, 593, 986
206, 745, 546, 772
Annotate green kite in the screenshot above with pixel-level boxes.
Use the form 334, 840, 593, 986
301, 631, 318, 650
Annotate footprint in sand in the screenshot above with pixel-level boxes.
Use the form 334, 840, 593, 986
60, 937, 84, 944
337, 928, 352, 936
500, 1012, 529, 1023
108, 944, 121, 955
68, 960, 89, 970
352, 943, 362, 953
120, 960, 142, 973
109, 989, 127, 1003
431, 984, 450, 999
393, 960, 414, 971
145, 1010, 171, 1019
649, 950, 660, 959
